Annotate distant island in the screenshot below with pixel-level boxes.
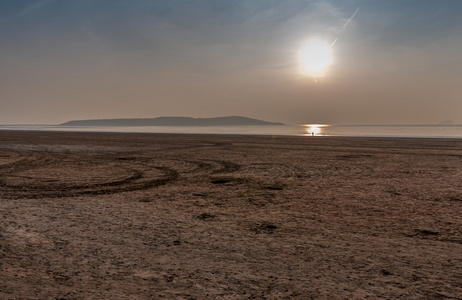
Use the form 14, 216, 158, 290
60, 116, 285, 127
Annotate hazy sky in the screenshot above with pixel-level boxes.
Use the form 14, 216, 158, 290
1, 0, 461, 125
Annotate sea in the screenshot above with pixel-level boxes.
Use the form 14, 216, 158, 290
0, 124, 462, 139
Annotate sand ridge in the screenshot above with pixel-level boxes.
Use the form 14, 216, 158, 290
0, 130, 461, 299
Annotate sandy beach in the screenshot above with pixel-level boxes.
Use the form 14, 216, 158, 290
0, 130, 461, 299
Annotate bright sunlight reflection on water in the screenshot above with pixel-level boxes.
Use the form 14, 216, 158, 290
303, 124, 329, 136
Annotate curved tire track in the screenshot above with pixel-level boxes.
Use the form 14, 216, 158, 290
0, 152, 180, 199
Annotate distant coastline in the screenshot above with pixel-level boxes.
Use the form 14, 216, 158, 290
60, 116, 285, 127
334, 124, 462, 127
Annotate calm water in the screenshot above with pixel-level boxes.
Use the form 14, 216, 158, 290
1, 124, 462, 138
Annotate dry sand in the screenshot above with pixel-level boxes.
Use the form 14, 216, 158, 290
0, 130, 461, 299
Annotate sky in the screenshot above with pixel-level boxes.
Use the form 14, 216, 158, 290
1, 0, 461, 125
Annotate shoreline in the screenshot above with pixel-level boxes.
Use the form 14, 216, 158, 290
1, 130, 461, 299
2, 124, 462, 139
1, 128, 462, 141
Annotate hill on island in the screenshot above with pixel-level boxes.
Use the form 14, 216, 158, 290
60, 116, 285, 127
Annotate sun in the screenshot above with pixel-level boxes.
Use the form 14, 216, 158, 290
299, 39, 333, 78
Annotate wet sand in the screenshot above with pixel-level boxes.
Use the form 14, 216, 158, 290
0, 130, 461, 299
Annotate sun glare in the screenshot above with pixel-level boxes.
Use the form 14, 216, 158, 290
303, 124, 329, 136
299, 40, 333, 78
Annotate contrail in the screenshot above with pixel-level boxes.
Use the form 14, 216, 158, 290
342, 6, 361, 30
330, 38, 338, 47
330, 6, 361, 48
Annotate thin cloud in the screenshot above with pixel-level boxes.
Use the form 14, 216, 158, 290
17, 0, 59, 16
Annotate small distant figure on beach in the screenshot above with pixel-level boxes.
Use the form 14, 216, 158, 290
311, 132, 315, 136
